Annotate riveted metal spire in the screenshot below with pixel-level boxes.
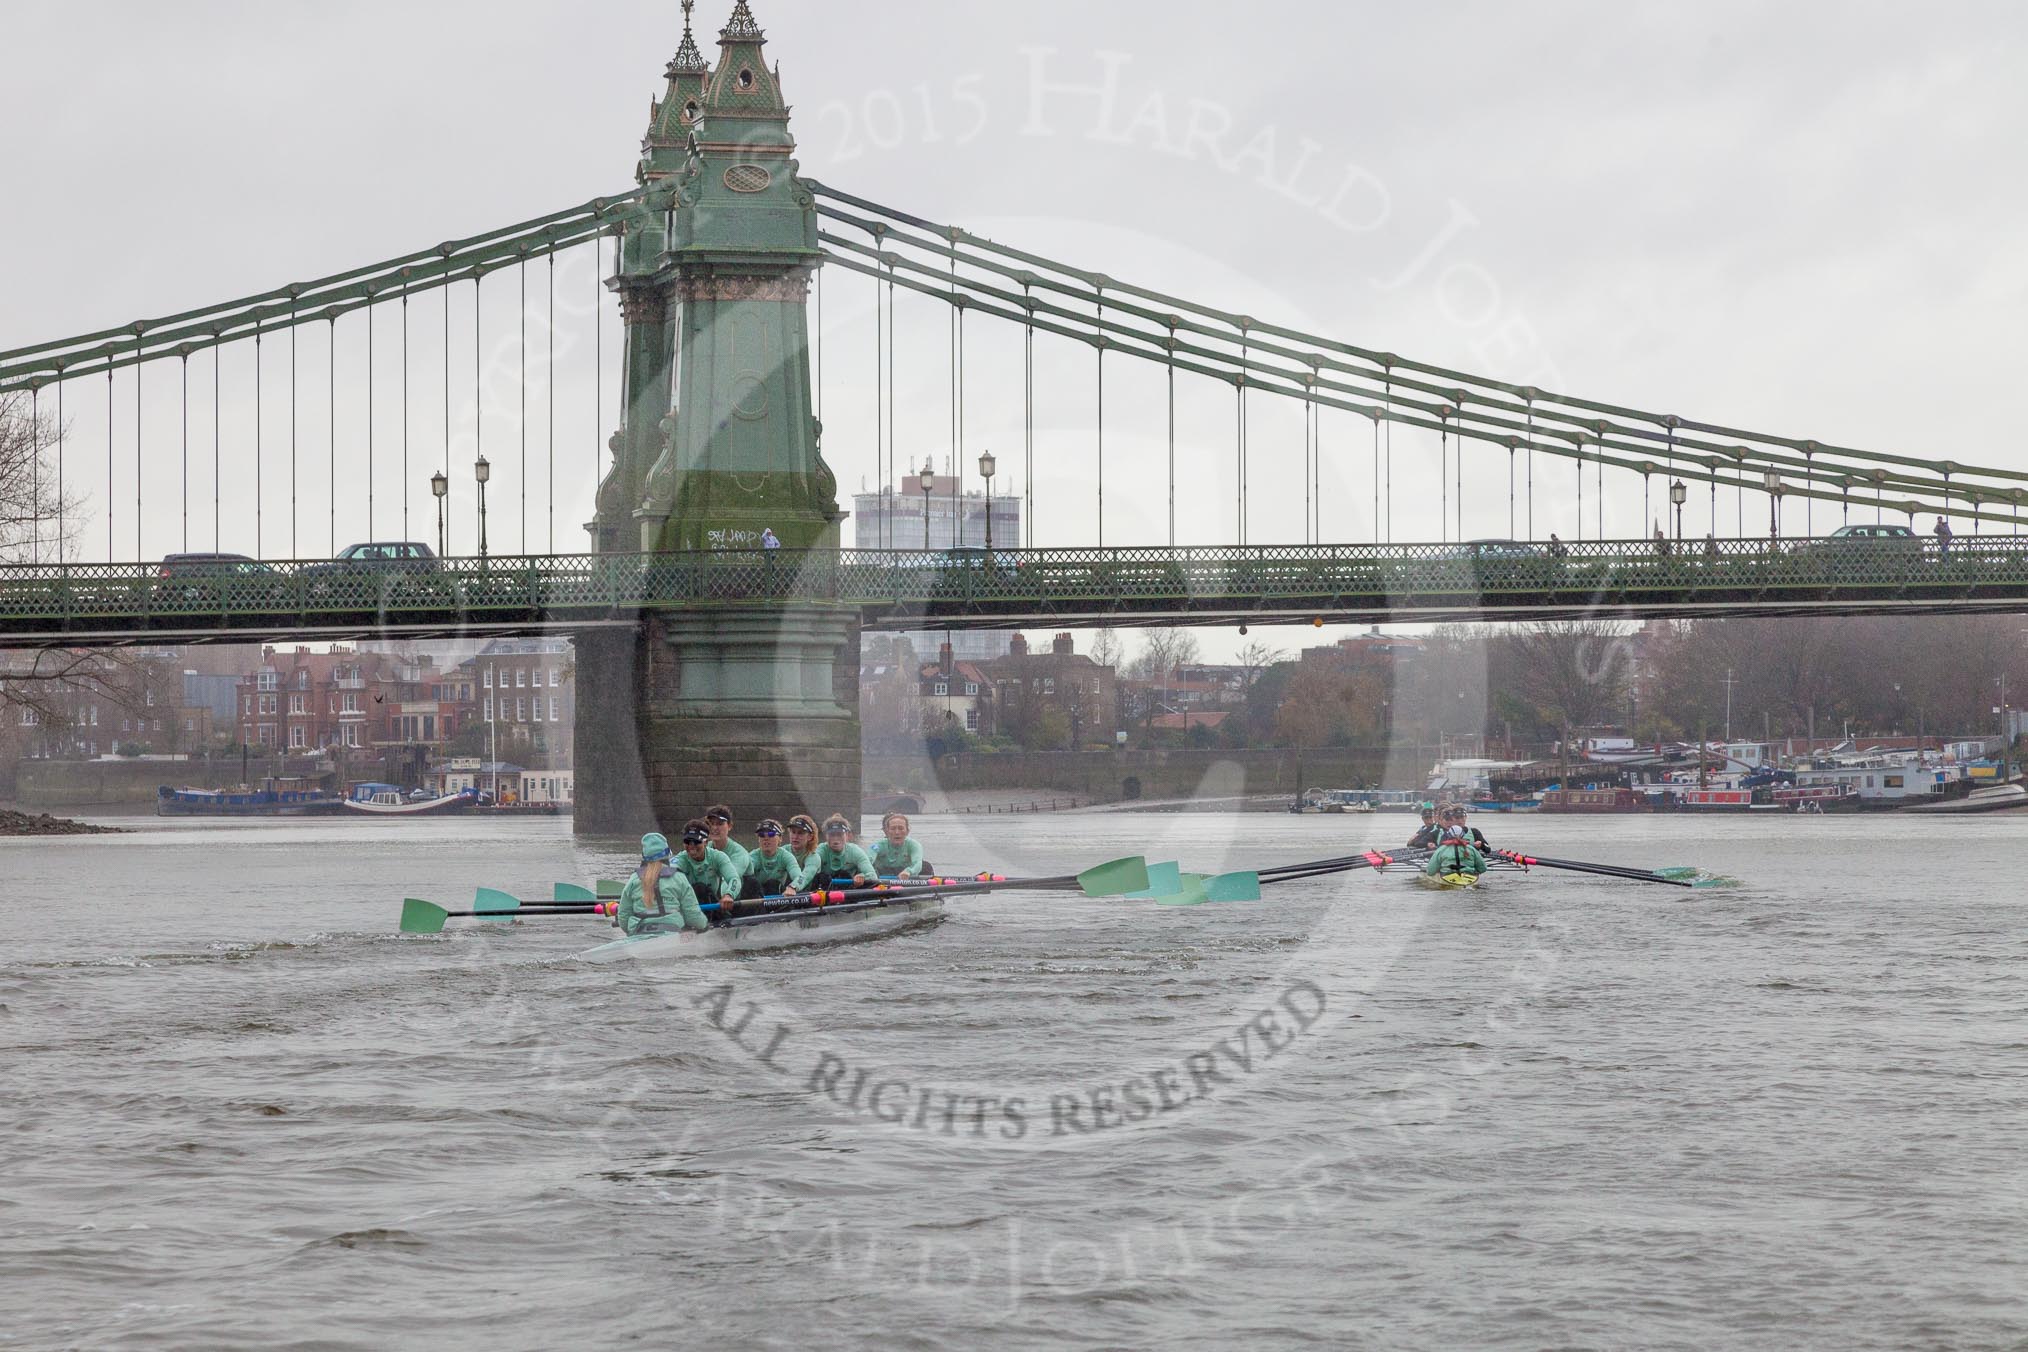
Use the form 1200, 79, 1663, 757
668, 0, 708, 75
721, 0, 765, 42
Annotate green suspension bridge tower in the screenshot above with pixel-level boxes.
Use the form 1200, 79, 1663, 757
576, 1, 857, 835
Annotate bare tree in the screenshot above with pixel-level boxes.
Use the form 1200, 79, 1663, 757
1272, 659, 1385, 748
0, 648, 167, 748
1233, 639, 1287, 694
1128, 627, 1201, 682
0, 392, 83, 564
1086, 627, 1123, 673
1504, 621, 1634, 749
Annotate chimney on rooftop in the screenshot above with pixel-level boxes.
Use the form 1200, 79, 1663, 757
938, 642, 954, 676
1052, 633, 1074, 656
1010, 634, 1028, 657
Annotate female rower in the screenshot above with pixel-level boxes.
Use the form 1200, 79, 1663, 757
1407, 803, 1442, 849
808, 814, 877, 889
668, 819, 743, 918
786, 814, 821, 878
703, 804, 750, 873
742, 819, 804, 897
617, 833, 709, 935
870, 811, 924, 880
1440, 804, 1492, 853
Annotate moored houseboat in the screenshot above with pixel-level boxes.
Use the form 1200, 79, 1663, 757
1539, 787, 1651, 813
156, 784, 345, 817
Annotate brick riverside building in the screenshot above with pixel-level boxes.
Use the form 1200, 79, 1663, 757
978, 634, 1118, 748
234, 647, 469, 755
456, 638, 574, 771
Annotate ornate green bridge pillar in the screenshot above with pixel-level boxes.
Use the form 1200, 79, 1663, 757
576, 1, 860, 836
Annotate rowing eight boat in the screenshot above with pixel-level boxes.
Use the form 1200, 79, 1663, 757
576, 893, 947, 962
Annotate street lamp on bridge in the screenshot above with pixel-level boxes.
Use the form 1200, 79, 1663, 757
979, 450, 997, 553
431, 471, 449, 557
1670, 479, 1687, 541
919, 460, 936, 550
474, 454, 492, 559
1764, 469, 1783, 542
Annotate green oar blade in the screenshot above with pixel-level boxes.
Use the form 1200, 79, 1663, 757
400, 898, 450, 935
1153, 878, 1212, 907
1122, 861, 1183, 900
554, 883, 598, 903
595, 879, 624, 900
1653, 867, 1700, 881
474, 887, 521, 919
1076, 855, 1150, 897
1202, 871, 1262, 903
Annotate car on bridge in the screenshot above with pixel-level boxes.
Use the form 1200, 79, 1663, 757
1820, 523, 1921, 549
154, 552, 289, 610
1425, 539, 1555, 591
298, 541, 444, 605
872, 545, 1033, 598
1807, 523, 1925, 570
304, 541, 442, 573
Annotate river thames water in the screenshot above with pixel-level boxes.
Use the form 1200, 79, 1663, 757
2, 809, 2026, 1350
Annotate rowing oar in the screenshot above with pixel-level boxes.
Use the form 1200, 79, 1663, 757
400, 896, 615, 933
791, 855, 1150, 908
1492, 849, 1695, 888
1150, 847, 1429, 906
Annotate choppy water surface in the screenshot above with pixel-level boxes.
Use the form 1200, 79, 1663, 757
3, 810, 2026, 1350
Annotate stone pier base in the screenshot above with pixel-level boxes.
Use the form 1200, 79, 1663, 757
574, 606, 861, 837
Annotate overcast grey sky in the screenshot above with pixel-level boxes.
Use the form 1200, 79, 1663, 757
3, 0, 2025, 653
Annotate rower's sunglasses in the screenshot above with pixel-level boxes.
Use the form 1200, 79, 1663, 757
756, 828, 782, 838
681, 831, 709, 845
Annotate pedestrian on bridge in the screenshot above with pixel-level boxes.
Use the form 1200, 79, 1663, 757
1934, 517, 1953, 561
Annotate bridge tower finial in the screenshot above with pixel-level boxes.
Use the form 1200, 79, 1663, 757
721, 0, 765, 42
669, 1, 709, 76
698, 0, 789, 143
641, 0, 715, 182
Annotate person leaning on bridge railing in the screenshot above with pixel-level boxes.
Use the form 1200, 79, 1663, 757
1934, 517, 1953, 562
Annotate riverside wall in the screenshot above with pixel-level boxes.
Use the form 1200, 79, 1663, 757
863, 748, 1390, 808
17, 755, 366, 808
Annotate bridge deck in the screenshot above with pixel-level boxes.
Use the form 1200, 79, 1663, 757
1, 539, 2024, 645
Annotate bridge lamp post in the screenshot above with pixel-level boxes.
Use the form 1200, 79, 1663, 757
431, 471, 449, 557
474, 454, 491, 559
919, 461, 936, 551
1670, 480, 1687, 541
979, 450, 997, 554
1764, 469, 1782, 543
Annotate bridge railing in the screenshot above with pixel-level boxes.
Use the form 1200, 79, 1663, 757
3, 536, 2027, 635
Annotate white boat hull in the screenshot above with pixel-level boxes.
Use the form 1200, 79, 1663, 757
342, 794, 477, 816
576, 895, 946, 963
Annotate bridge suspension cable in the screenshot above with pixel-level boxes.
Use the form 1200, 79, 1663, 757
1, 187, 646, 562
805, 180, 2028, 537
